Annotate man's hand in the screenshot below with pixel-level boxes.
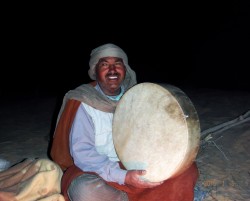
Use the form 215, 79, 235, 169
125, 170, 163, 188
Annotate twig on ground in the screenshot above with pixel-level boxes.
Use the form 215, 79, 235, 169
211, 141, 229, 161
201, 110, 250, 139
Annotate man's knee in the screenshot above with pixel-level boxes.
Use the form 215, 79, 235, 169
68, 174, 128, 201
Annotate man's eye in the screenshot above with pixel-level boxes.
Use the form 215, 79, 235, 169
115, 62, 123, 66
101, 63, 109, 67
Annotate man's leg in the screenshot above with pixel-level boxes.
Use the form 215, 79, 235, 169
68, 174, 128, 201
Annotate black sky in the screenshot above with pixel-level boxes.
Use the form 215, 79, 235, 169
1, 1, 250, 97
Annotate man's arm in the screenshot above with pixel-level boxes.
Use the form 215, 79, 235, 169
69, 104, 127, 185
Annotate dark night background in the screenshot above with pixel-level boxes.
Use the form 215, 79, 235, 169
1, 1, 249, 98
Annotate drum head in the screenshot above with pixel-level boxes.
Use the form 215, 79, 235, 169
112, 83, 200, 182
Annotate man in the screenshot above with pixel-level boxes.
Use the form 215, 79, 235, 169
50, 43, 198, 201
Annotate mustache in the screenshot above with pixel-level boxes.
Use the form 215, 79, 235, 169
106, 72, 120, 77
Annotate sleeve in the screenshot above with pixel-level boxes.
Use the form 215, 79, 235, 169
69, 103, 127, 185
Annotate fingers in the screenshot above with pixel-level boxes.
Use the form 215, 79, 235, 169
131, 170, 164, 188
136, 170, 146, 175
138, 177, 164, 188
125, 170, 165, 188
143, 181, 164, 188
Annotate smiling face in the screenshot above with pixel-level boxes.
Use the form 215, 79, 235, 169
95, 57, 126, 96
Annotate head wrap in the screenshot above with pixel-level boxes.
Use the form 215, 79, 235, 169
88, 43, 137, 90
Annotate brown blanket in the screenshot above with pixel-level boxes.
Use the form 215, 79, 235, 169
0, 158, 64, 201
50, 99, 199, 201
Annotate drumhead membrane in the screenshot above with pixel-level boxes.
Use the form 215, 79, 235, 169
113, 82, 200, 182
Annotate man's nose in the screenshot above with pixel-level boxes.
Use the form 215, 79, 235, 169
108, 64, 116, 71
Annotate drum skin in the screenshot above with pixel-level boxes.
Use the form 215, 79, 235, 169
112, 82, 200, 182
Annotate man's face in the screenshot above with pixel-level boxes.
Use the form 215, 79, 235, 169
96, 57, 126, 96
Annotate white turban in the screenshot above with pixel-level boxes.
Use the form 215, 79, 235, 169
88, 43, 130, 80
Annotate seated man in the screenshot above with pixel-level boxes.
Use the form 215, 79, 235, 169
50, 43, 199, 201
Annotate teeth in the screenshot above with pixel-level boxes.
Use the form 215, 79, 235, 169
109, 76, 118, 79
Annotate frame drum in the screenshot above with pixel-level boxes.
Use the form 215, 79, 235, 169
112, 83, 200, 182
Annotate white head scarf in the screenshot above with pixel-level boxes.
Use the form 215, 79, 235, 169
89, 43, 128, 79
88, 43, 137, 90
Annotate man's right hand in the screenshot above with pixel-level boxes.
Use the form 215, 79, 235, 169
125, 170, 164, 188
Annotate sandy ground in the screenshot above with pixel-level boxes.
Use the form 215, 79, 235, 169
0, 87, 250, 200
187, 88, 250, 201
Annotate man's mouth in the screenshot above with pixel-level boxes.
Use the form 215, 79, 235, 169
108, 75, 118, 79
107, 73, 119, 80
